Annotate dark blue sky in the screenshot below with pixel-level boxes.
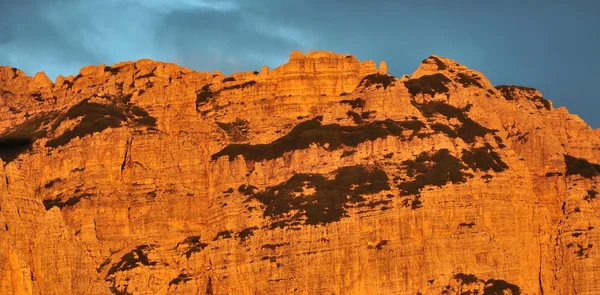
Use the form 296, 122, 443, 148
1, 0, 599, 127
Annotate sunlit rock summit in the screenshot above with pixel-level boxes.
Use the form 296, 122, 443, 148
1, 50, 599, 294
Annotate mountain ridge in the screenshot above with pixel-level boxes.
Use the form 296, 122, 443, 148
1, 50, 599, 294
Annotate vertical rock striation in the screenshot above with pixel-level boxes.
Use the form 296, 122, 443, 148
0, 51, 598, 294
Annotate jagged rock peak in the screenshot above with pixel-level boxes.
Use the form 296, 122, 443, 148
410, 55, 495, 92
0, 66, 27, 81
31, 72, 54, 88
281, 50, 379, 74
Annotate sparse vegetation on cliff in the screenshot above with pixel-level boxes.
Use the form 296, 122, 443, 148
447, 273, 521, 295
422, 56, 447, 70
213, 230, 233, 240
430, 123, 457, 138
106, 245, 156, 276
495, 85, 535, 101
461, 143, 508, 173
104, 66, 121, 75
238, 226, 259, 241
250, 165, 390, 227
411, 101, 494, 143
403, 73, 451, 97
399, 149, 472, 196
0, 112, 57, 162
168, 273, 192, 287
176, 236, 209, 258
495, 85, 551, 110
216, 119, 249, 142
45, 99, 157, 148
211, 117, 427, 162
196, 81, 257, 111
584, 190, 597, 202
196, 84, 215, 106
221, 80, 257, 91
135, 72, 156, 79
339, 97, 366, 109
455, 72, 483, 88
358, 74, 395, 90
564, 154, 600, 178
42, 194, 89, 210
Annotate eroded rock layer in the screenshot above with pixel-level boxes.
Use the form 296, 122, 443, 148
0, 51, 599, 294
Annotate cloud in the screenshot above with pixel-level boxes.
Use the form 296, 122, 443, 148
125, 0, 239, 12
0, 0, 599, 127
0, 0, 102, 77
152, 4, 310, 74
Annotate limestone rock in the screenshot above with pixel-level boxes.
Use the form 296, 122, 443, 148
379, 61, 388, 74
0, 51, 599, 295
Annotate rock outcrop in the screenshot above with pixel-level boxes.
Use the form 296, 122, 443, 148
0, 51, 599, 294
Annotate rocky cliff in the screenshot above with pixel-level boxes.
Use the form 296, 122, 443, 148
0, 50, 599, 295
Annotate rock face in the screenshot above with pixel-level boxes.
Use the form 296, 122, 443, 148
0, 51, 599, 295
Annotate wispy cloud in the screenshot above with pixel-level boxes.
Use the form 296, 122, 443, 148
124, 0, 239, 12
0, 0, 599, 126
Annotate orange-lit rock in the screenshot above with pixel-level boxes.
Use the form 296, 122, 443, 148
0, 51, 599, 294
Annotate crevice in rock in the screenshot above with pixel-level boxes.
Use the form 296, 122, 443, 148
205, 276, 213, 295
538, 242, 545, 295
120, 137, 133, 178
